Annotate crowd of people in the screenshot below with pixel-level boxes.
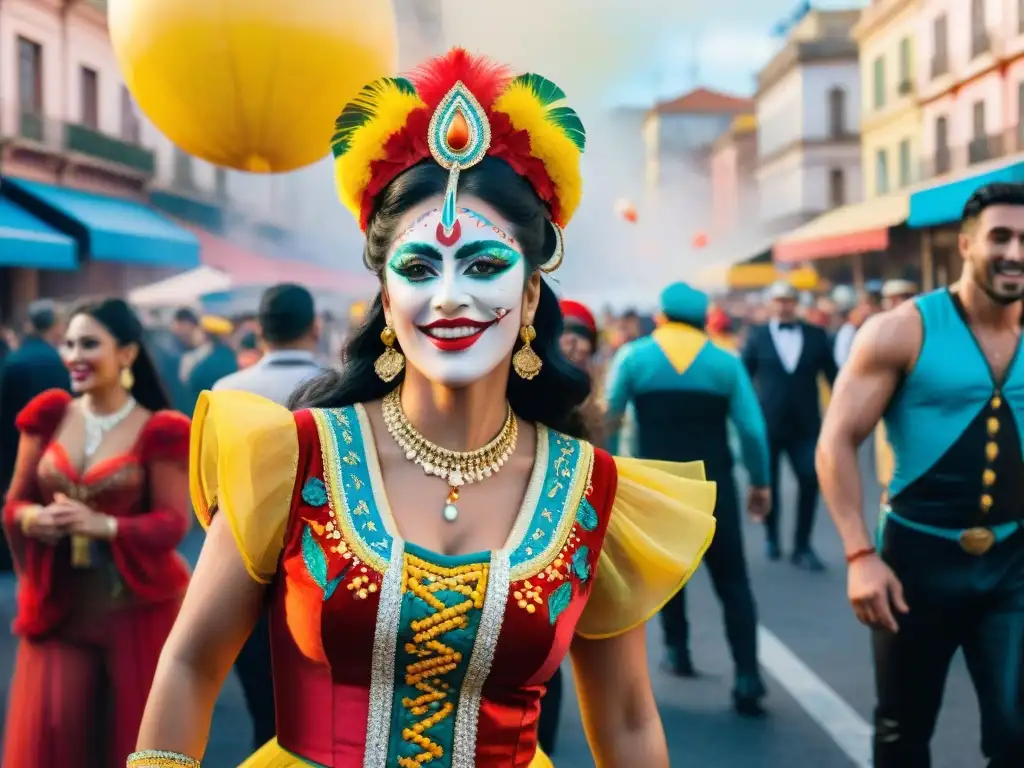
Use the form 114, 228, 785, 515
0, 45, 1020, 768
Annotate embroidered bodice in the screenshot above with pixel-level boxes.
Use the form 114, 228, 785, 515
191, 391, 718, 768
1, 389, 192, 638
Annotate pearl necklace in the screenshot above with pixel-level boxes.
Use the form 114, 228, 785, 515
381, 388, 518, 522
83, 396, 136, 457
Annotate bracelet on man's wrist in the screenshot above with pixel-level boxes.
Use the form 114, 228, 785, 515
845, 547, 877, 565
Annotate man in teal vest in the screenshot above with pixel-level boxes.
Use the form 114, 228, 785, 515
818, 182, 1024, 767
605, 282, 771, 716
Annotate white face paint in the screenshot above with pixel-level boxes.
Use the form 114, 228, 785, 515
384, 205, 526, 388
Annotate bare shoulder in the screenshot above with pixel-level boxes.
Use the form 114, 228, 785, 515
849, 303, 922, 372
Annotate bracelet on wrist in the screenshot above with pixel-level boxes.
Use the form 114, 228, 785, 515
106, 514, 119, 540
126, 749, 200, 768
18, 504, 42, 535
845, 547, 877, 565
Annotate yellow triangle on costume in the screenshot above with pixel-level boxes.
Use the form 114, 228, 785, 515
651, 323, 709, 376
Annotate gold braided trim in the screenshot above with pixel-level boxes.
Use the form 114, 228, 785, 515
126, 750, 200, 768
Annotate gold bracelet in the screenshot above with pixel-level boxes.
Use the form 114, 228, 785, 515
18, 504, 42, 535
126, 750, 200, 768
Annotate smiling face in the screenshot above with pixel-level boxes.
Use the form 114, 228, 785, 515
382, 198, 535, 388
62, 313, 137, 394
960, 203, 1024, 304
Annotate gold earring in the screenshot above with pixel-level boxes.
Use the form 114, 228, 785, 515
512, 325, 542, 380
374, 326, 405, 382
120, 367, 134, 391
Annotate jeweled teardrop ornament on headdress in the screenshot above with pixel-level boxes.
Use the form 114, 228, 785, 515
428, 82, 491, 240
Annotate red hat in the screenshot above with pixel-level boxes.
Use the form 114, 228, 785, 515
560, 300, 598, 343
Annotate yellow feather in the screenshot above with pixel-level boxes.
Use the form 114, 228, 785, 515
492, 84, 583, 227
333, 86, 426, 221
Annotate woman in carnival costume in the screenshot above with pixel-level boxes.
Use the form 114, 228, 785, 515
130, 48, 717, 768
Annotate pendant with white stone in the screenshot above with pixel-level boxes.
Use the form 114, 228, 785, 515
443, 486, 459, 523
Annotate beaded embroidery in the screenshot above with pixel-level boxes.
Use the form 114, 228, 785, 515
392, 552, 489, 767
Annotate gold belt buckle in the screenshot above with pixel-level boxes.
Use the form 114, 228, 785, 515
959, 527, 995, 556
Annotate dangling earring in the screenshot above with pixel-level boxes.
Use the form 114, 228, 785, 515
374, 326, 405, 382
120, 367, 135, 391
512, 325, 543, 380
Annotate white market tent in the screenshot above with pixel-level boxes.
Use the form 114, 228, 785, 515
128, 266, 233, 308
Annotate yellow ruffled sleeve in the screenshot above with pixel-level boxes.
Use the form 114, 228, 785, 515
189, 390, 299, 584
575, 457, 717, 640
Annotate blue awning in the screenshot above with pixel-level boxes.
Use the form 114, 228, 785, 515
3, 178, 200, 268
0, 195, 77, 269
908, 160, 1024, 228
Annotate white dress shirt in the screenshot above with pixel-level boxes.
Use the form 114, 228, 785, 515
833, 322, 857, 368
769, 319, 803, 374
212, 349, 324, 405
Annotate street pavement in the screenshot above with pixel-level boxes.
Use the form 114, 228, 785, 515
0, 445, 986, 767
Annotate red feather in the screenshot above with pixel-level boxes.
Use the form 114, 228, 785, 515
407, 47, 513, 109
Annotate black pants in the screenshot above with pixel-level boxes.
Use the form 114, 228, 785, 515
235, 613, 276, 749
766, 432, 818, 552
660, 477, 760, 683
537, 665, 563, 754
873, 521, 1024, 767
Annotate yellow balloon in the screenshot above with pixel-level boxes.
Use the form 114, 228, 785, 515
109, 0, 398, 174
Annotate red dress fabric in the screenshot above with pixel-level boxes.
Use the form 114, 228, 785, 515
259, 406, 617, 767
1, 389, 192, 768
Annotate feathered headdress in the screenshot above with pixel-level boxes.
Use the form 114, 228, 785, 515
331, 48, 586, 272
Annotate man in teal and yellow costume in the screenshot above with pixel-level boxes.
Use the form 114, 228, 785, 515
128, 49, 717, 768
605, 282, 770, 716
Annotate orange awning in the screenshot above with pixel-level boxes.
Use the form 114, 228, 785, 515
774, 194, 909, 264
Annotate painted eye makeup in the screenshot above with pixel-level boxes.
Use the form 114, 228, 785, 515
388, 243, 442, 283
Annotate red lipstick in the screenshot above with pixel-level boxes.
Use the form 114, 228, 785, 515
418, 318, 495, 352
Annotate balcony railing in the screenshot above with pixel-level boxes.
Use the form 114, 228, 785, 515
930, 54, 949, 79
968, 133, 1004, 165
971, 30, 991, 59
65, 123, 156, 175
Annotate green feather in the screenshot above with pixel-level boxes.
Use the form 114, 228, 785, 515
548, 106, 586, 152
513, 73, 566, 106
509, 74, 586, 153
331, 77, 417, 157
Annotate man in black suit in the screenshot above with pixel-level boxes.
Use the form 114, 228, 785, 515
0, 301, 70, 568
742, 282, 837, 571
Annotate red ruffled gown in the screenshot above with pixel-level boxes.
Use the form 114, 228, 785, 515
1, 389, 192, 768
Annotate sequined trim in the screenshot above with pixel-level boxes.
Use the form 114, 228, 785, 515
509, 434, 593, 580
451, 550, 511, 768
362, 540, 406, 768
313, 407, 391, 572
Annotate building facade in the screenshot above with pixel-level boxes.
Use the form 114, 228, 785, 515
917, 0, 1024, 182
755, 9, 863, 232
0, 0, 169, 313
855, 0, 924, 198
643, 88, 753, 193
709, 114, 758, 237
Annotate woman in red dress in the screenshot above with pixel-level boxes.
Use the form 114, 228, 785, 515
2, 297, 192, 768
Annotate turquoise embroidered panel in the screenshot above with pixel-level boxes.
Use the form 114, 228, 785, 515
321, 407, 393, 562
508, 429, 584, 569
386, 546, 489, 765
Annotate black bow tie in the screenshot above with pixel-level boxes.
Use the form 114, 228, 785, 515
777, 322, 798, 331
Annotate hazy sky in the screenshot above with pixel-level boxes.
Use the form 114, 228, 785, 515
441, 0, 868, 106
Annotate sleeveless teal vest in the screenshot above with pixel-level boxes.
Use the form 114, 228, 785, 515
884, 289, 1024, 498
